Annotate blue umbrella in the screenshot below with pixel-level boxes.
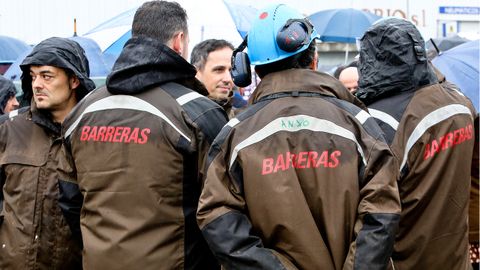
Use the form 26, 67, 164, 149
308, 8, 382, 43
69, 36, 111, 78
0, 35, 30, 64
432, 39, 479, 111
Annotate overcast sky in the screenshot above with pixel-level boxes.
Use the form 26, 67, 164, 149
0, 0, 280, 46
0, 0, 478, 50
0, 0, 352, 49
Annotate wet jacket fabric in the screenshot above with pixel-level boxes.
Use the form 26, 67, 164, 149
357, 18, 478, 270
197, 68, 401, 270
0, 106, 82, 270
62, 36, 227, 270
0, 76, 17, 115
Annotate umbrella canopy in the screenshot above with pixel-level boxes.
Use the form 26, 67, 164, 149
3, 48, 31, 81
223, 0, 257, 39
69, 36, 111, 77
83, 7, 136, 68
432, 39, 479, 111
308, 8, 382, 43
0, 35, 30, 64
427, 34, 469, 53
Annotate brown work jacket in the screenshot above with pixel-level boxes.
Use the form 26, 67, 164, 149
198, 69, 401, 270
0, 106, 81, 270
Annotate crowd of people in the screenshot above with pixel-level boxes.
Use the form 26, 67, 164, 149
0, 1, 477, 270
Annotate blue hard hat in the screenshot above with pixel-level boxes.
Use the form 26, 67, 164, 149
247, 4, 319, 66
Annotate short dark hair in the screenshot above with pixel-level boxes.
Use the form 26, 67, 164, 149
254, 41, 316, 78
132, 1, 188, 44
190, 39, 234, 70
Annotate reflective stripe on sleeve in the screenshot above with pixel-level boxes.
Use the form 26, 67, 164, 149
355, 110, 371, 124
176, 92, 206, 106
369, 109, 399, 131
227, 118, 240, 127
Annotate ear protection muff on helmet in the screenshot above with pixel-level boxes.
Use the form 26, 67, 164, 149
231, 37, 252, 87
230, 17, 315, 87
276, 18, 314, 52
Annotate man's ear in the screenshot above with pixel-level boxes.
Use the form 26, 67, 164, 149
310, 50, 318, 71
195, 70, 202, 80
69, 75, 80, 90
172, 31, 186, 56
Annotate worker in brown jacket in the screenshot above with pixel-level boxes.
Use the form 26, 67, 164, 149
191, 39, 237, 118
356, 18, 478, 270
61, 1, 227, 269
0, 37, 95, 269
197, 4, 401, 270
0, 75, 19, 115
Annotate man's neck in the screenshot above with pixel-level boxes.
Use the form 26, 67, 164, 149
50, 101, 76, 124
50, 110, 68, 124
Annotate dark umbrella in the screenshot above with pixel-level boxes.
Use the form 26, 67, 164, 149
432, 39, 479, 111
427, 34, 469, 52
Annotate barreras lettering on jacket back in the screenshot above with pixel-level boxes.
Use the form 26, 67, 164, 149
262, 150, 341, 175
423, 123, 473, 160
80, 125, 151, 144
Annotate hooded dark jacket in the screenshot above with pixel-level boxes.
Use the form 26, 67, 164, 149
0, 76, 17, 115
0, 37, 95, 270
62, 36, 227, 270
356, 18, 478, 270
197, 69, 401, 270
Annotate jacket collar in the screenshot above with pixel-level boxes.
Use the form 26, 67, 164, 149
250, 69, 366, 109
30, 101, 61, 135
106, 36, 207, 96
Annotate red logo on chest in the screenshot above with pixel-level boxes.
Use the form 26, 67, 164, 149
262, 150, 341, 175
80, 126, 150, 144
423, 124, 473, 160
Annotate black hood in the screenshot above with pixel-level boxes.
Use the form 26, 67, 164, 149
106, 36, 208, 95
20, 37, 96, 102
0, 75, 17, 114
356, 18, 438, 105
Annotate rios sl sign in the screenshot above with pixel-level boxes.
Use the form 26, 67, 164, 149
363, 8, 427, 27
